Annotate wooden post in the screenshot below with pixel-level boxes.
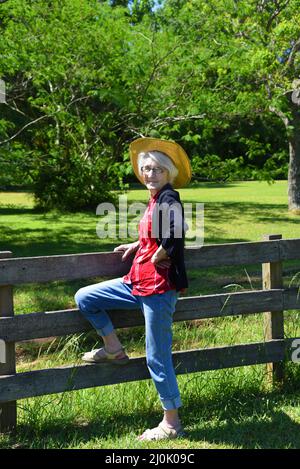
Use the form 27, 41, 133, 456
0, 251, 16, 433
262, 234, 284, 385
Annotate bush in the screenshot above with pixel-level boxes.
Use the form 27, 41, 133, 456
191, 154, 251, 182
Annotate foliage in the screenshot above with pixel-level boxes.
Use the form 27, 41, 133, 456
191, 154, 248, 182
155, 0, 300, 180
1, 0, 300, 209
0, 0, 195, 207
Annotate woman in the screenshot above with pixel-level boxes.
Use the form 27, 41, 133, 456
74, 137, 191, 441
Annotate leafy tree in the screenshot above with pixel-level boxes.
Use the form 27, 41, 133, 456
0, 0, 201, 209
160, 0, 300, 212
130, 0, 155, 22
1, 0, 299, 213
0, 0, 159, 209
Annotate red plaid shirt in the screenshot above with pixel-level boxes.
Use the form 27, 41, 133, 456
123, 191, 176, 296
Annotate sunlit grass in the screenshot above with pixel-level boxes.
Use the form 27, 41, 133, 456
1, 181, 300, 258
1, 182, 300, 448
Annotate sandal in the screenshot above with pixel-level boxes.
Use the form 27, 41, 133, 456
138, 422, 185, 441
82, 347, 129, 365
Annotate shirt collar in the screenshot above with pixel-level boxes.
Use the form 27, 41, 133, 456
150, 183, 173, 201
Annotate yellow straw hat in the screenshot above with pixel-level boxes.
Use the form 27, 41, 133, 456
129, 137, 192, 189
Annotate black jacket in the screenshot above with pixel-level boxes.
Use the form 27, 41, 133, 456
154, 183, 188, 292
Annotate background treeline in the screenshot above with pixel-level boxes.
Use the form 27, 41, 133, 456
0, 0, 299, 210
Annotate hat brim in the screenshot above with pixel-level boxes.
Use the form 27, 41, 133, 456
129, 138, 192, 189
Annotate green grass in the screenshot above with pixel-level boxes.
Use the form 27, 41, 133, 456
1, 181, 300, 449
1, 181, 300, 258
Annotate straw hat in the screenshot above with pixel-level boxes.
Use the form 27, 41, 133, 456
129, 137, 192, 189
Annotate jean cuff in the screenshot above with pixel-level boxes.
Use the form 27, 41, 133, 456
160, 395, 182, 411
96, 322, 114, 337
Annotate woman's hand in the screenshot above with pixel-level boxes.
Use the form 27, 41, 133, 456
151, 246, 172, 268
114, 241, 139, 262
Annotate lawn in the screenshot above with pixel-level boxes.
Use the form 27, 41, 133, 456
1, 181, 300, 258
1, 181, 300, 449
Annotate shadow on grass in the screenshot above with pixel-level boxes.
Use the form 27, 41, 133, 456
188, 410, 300, 449
1, 198, 298, 258
2, 377, 300, 449
0, 207, 42, 216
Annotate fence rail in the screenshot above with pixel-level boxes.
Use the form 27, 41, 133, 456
0, 288, 299, 343
1, 235, 300, 433
1, 238, 300, 286
0, 338, 296, 404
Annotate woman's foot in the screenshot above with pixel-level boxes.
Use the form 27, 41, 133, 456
82, 346, 129, 364
137, 421, 184, 441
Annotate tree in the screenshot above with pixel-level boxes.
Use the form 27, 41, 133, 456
0, 0, 201, 208
2, 0, 299, 211
0, 0, 161, 209
160, 0, 300, 212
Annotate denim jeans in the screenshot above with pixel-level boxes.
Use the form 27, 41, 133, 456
74, 277, 182, 410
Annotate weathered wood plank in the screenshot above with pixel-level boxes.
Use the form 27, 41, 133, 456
185, 239, 281, 268
0, 252, 16, 432
0, 240, 283, 286
0, 238, 299, 286
0, 289, 286, 342
0, 339, 293, 403
263, 234, 284, 384
283, 288, 300, 310
279, 239, 300, 261
0, 251, 133, 286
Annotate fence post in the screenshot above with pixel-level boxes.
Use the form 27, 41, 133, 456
262, 234, 284, 385
0, 251, 17, 433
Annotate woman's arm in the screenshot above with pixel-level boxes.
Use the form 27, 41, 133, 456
151, 245, 172, 268
156, 191, 185, 260
113, 240, 139, 261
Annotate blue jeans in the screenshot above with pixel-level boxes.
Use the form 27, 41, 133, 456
74, 278, 182, 411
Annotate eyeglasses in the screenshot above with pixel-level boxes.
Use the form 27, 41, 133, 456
141, 166, 165, 175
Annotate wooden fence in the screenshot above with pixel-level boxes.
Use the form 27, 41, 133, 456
1, 234, 300, 433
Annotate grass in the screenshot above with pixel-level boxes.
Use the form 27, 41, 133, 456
1, 180, 300, 449
1, 181, 300, 258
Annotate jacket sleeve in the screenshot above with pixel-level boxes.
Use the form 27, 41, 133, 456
156, 191, 185, 259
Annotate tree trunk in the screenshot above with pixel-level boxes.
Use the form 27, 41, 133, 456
287, 100, 300, 213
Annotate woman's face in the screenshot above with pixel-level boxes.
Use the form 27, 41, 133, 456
141, 158, 170, 195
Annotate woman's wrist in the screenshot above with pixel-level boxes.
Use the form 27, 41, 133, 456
152, 246, 169, 263
131, 241, 140, 251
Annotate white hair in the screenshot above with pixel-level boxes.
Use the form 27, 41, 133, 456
137, 151, 178, 184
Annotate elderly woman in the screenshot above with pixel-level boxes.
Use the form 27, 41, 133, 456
74, 137, 191, 441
